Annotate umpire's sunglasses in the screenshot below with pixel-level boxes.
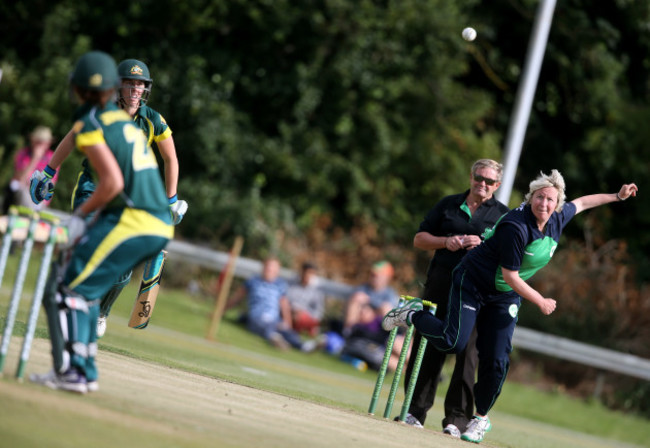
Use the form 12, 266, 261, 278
473, 174, 498, 186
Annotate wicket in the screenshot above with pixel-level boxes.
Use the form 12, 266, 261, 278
368, 295, 436, 423
0, 206, 63, 380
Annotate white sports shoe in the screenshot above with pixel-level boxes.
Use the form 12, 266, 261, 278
381, 299, 423, 331
461, 416, 492, 443
97, 315, 107, 339
29, 369, 58, 390
87, 380, 99, 392
443, 424, 461, 438
30, 368, 88, 394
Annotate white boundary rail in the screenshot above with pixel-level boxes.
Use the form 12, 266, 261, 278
167, 239, 650, 382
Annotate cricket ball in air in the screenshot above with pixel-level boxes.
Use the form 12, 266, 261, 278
462, 27, 477, 41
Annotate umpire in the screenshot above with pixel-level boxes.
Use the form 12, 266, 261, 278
403, 159, 508, 437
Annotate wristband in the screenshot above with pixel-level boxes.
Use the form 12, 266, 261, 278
44, 164, 56, 178
616, 192, 626, 201
168, 194, 178, 205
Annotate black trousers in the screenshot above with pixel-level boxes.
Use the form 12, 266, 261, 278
404, 263, 478, 429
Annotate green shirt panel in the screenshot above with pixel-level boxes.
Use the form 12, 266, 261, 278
495, 236, 558, 292
133, 104, 172, 148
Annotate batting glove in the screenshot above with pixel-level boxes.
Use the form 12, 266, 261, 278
29, 165, 56, 204
169, 195, 188, 225
61, 209, 88, 250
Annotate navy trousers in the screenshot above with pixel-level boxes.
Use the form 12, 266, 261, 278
411, 264, 520, 416
404, 262, 478, 429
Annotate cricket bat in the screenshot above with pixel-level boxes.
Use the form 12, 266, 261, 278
129, 249, 167, 329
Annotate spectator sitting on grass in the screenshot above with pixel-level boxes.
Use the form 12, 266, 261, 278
226, 256, 317, 352
342, 260, 399, 337
340, 302, 411, 372
286, 261, 326, 337
337, 261, 408, 371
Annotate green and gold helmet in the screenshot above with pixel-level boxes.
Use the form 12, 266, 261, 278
117, 59, 153, 107
70, 51, 119, 91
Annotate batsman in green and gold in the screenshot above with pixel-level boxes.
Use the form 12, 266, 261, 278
30, 51, 173, 394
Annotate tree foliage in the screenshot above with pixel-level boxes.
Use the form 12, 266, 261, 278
0, 0, 648, 256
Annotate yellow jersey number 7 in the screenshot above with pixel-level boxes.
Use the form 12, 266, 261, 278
124, 123, 158, 171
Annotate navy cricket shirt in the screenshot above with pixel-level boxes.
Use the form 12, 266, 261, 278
463, 202, 577, 295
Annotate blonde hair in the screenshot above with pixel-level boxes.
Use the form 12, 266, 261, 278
524, 170, 566, 211
30, 126, 52, 143
471, 159, 504, 182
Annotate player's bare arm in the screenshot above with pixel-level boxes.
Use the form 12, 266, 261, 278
156, 136, 180, 198
501, 267, 556, 315
571, 183, 638, 214
48, 128, 76, 170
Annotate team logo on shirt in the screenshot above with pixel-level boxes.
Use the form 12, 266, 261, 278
481, 226, 495, 240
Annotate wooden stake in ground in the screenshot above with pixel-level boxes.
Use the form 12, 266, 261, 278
206, 236, 244, 340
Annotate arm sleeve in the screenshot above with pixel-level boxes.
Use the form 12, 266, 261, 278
496, 222, 527, 271
153, 113, 172, 143
417, 197, 450, 234
559, 202, 577, 229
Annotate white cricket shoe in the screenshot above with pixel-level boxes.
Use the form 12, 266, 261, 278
461, 416, 492, 443
381, 299, 423, 331
56, 368, 88, 394
443, 424, 461, 438
29, 369, 58, 390
30, 368, 88, 394
97, 315, 107, 339
87, 380, 99, 392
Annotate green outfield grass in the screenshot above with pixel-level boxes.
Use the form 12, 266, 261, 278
0, 252, 648, 447
106, 277, 649, 447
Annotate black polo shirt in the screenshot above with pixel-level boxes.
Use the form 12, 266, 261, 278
417, 190, 509, 270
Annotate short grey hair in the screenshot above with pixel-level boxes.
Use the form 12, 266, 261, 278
524, 170, 566, 211
471, 159, 504, 182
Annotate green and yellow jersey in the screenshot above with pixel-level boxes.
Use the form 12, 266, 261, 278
72, 102, 170, 222
132, 104, 172, 150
